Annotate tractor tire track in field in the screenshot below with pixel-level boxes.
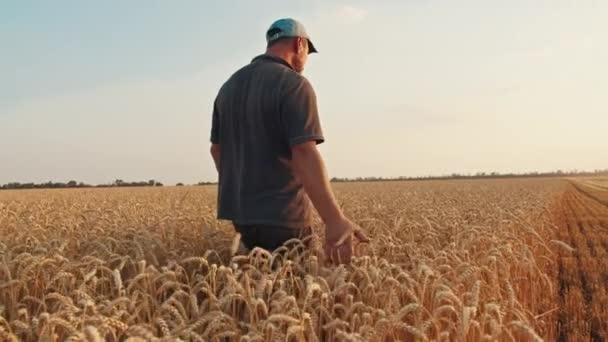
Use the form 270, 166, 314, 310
553, 181, 608, 341
571, 179, 608, 208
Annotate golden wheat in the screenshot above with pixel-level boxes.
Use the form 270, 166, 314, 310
0, 179, 569, 340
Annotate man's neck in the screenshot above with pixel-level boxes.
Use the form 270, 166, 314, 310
265, 50, 294, 69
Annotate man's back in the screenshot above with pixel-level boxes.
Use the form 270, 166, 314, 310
211, 54, 324, 229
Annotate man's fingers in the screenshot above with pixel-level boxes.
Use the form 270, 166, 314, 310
354, 229, 370, 243
335, 227, 368, 246
326, 242, 353, 264
334, 244, 352, 264
335, 230, 351, 246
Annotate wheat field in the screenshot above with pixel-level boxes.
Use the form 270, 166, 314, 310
0, 179, 578, 341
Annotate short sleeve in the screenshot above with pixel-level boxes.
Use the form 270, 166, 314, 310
280, 77, 324, 147
210, 99, 220, 144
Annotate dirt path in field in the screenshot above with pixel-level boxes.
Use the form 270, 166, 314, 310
552, 181, 608, 341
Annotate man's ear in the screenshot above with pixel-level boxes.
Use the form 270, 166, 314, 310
294, 37, 304, 54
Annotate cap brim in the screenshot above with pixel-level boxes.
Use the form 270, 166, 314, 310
307, 39, 318, 54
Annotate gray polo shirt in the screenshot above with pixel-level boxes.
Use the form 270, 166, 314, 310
210, 54, 324, 229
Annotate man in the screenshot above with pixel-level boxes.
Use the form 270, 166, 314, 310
210, 18, 368, 263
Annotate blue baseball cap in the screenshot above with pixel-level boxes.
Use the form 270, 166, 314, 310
266, 18, 318, 54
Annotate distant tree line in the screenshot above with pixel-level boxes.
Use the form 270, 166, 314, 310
196, 181, 217, 186
0, 179, 164, 190
106, 179, 164, 188
2, 169, 607, 190
330, 169, 608, 183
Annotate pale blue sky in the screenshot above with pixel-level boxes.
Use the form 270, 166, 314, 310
2, 0, 607, 184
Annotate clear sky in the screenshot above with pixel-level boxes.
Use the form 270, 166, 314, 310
2, 0, 607, 185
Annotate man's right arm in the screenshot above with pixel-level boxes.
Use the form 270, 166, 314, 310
291, 142, 342, 224
281, 77, 369, 263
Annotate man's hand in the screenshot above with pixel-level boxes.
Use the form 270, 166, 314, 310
325, 216, 370, 264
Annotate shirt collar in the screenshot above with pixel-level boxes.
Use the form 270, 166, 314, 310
251, 54, 294, 71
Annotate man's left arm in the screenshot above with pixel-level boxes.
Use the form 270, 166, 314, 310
210, 144, 220, 173
210, 99, 221, 173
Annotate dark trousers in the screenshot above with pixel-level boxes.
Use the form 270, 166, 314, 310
233, 223, 312, 251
